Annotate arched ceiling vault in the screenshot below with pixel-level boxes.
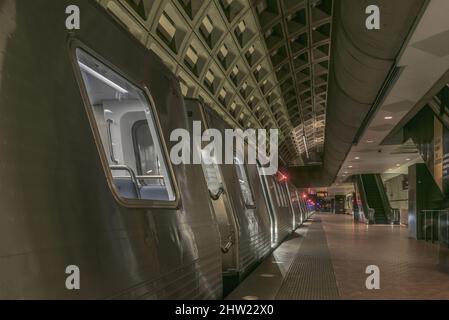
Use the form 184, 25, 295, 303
98, 0, 334, 165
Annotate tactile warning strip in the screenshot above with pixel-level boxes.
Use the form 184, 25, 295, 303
275, 217, 340, 300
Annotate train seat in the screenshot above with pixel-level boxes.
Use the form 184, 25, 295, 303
140, 185, 169, 201
113, 178, 139, 199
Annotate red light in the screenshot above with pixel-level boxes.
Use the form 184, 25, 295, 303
302, 193, 307, 199
277, 172, 288, 182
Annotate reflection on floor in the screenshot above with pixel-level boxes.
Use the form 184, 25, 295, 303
226, 223, 309, 300
227, 213, 449, 300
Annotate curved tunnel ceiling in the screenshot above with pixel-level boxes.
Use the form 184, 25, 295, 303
100, 0, 312, 164
288, 0, 427, 187
252, 0, 334, 164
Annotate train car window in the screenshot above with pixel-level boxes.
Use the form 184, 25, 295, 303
75, 49, 175, 202
234, 156, 255, 206
271, 178, 281, 207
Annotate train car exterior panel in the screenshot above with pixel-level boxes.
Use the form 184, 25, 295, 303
200, 104, 272, 276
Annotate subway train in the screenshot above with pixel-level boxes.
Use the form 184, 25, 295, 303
0, 0, 312, 299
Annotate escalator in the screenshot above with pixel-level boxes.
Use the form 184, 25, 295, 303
360, 174, 390, 224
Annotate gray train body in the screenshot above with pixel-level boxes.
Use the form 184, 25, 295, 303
0, 0, 221, 299
0, 0, 308, 299
184, 99, 310, 292
184, 99, 272, 287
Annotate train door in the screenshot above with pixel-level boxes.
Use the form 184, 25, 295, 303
233, 153, 259, 262
295, 190, 304, 226
189, 99, 271, 291
183, 99, 238, 278
201, 154, 237, 272
270, 176, 293, 244
285, 183, 297, 229
234, 154, 257, 217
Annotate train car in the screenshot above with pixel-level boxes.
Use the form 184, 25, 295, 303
184, 99, 272, 294
0, 0, 222, 299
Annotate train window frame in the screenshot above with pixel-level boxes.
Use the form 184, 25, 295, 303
69, 41, 180, 209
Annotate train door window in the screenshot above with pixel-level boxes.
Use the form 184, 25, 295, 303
275, 182, 282, 206
75, 48, 175, 202
272, 178, 281, 207
281, 183, 288, 207
257, 162, 276, 246
234, 156, 255, 206
295, 191, 303, 223
283, 184, 289, 207
281, 184, 287, 207
280, 183, 288, 207
202, 151, 224, 196
275, 181, 284, 207
132, 120, 162, 184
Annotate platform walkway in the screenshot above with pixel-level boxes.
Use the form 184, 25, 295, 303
227, 213, 449, 300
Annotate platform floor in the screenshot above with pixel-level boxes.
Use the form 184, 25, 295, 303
227, 213, 449, 300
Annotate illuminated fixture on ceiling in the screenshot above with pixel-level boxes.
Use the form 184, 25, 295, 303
278, 172, 288, 182
78, 62, 129, 94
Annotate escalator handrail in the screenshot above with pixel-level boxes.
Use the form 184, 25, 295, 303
357, 175, 372, 224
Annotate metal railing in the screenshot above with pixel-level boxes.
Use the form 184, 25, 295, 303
419, 210, 449, 244
390, 208, 401, 225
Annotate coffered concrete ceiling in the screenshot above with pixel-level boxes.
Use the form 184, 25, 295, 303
97, 0, 334, 166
